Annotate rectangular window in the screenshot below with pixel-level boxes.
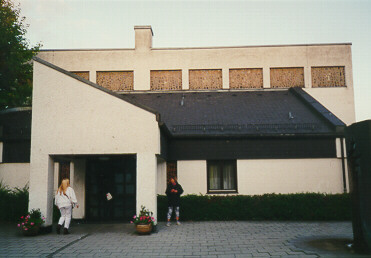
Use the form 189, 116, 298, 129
59, 161, 70, 186
270, 67, 304, 88
207, 160, 237, 193
166, 161, 177, 183
311, 66, 346, 87
229, 68, 263, 89
2, 140, 30, 163
96, 71, 134, 91
150, 70, 182, 90
71, 71, 90, 81
189, 69, 223, 90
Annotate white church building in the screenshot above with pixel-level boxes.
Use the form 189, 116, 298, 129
0, 26, 355, 226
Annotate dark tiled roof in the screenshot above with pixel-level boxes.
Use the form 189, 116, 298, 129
31, 57, 345, 138
120, 88, 345, 137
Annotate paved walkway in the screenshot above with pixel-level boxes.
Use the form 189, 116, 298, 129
0, 221, 368, 257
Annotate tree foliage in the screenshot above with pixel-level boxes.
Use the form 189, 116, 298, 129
0, 0, 40, 110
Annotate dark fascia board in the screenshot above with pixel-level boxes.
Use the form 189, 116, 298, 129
167, 133, 341, 139
289, 87, 346, 134
159, 122, 173, 137
32, 57, 161, 121
0, 107, 32, 114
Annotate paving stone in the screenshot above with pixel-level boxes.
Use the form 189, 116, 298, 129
0, 221, 359, 257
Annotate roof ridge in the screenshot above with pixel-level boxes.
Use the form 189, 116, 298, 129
32, 57, 160, 120
289, 87, 345, 133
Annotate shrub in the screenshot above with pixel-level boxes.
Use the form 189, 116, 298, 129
0, 181, 29, 222
158, 193, 351, 221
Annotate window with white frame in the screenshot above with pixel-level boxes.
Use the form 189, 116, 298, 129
207, 160, 237, 193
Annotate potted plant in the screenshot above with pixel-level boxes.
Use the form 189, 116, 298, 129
130, 206, 155, 235
17, 209, 45, 236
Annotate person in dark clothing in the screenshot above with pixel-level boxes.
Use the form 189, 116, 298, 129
165, 177, 184, 226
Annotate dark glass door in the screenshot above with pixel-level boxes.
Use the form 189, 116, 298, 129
86, 155, 136, 222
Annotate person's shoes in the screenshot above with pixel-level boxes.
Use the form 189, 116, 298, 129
176, 221, 181, 225
56, 224, 61, 234
166, 222, 171, 227
63, 228, 70, 235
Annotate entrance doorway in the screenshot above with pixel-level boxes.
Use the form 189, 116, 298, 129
86, 155, 136, 222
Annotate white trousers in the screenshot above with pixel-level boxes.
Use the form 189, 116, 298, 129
58, 206, 72, 229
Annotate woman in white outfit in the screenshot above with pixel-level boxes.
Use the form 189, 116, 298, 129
55, 178, 78, 234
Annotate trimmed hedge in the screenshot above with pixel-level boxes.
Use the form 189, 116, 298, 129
158, 193, 351, 221
0, 182, 351, 223
0, 181, 29, 222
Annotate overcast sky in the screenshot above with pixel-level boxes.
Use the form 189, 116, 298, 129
15, 0, 371, 122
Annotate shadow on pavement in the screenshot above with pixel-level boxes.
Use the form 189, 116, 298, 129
294, 237, 370, 257
67, 222, 134, 234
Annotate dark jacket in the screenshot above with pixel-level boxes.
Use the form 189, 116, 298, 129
165, 182, 184, 207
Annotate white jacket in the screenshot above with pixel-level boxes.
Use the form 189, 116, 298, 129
55, 187, 78, 208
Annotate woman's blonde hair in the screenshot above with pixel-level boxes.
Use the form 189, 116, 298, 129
57, 178, 70, 195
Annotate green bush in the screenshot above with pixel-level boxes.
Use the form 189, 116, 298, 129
0, 181, 60, 223
0, 181, 352, 223
158, 193, 351, 221
0, 181, 29, 222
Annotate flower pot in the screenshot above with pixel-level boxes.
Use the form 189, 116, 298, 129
22, 226, 40, 236
135, 224, 152, 235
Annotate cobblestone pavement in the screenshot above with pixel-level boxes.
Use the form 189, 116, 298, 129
0, 221, 368, 257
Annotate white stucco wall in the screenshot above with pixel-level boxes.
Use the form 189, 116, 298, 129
304, 87, 354, 125
137, 153, 158, 219
30, 60, 160, 225
37, 43, 355, 125
176, 159, 344, 195
0, 163, 30, 189
177, 160, 207, 195
72, 159, 86, 219
156, 158, 166, 195
237, 159, 344, 195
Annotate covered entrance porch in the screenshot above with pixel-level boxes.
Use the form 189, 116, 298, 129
53, 154, 136, 222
